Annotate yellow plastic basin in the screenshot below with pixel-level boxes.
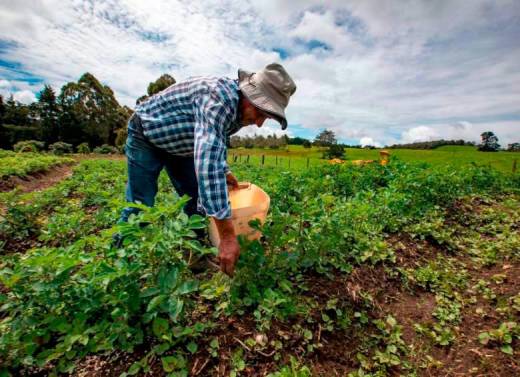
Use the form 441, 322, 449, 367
208, 182, 270, 247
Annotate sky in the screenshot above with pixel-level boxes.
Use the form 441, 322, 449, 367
1, 0, 519, 147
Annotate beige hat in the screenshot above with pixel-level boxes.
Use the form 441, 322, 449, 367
238, 63, 296, 130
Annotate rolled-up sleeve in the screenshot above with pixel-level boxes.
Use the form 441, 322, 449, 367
193, 90, 234, 219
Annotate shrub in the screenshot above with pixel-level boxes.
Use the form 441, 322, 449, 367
76, 142, 91, 154
49, 142, 73, 155
303, 140, 312, 148
93, 144, 119, 154
323, 144, 345, 159
13, 140, 45, 153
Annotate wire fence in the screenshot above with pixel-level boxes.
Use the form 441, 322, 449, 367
228, 153, 325, 170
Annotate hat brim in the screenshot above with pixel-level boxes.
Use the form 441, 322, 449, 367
238, 69, 288, 130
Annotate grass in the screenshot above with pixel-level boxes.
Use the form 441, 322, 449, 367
228, 145, 520, 174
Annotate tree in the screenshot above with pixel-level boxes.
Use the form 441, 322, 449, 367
137, 74, 176, 105
288, 136, 309, 145
323, 144, 345, 159
58, 73, 126, 146
314, 129, 337, 146
0, 94, 5, 125
478, 131, 500, 152
148, 74, 176, 96
507, 142, 520, 152
38, 85, 60, 145
303, 139, 311, 148
3, 95, 31, 126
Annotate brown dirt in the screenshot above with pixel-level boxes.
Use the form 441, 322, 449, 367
0, 163, 75, 193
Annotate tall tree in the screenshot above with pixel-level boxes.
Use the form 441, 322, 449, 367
137, 73, 176, 104
478, 131, 500, 152
314, 129, 337, 146
147, 74, 176, 96
58, 73, 125, 146
38, 85, 60, 144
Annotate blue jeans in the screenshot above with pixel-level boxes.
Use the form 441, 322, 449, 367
119, 115, 203, 223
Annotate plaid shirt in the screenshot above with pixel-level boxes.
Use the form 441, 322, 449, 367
132, 76, 242, 219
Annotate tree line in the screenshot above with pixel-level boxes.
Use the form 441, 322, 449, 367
0, 73, 176, 151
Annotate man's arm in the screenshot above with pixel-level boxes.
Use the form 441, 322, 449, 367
192, 90, 240, 275
213, 218, 240, 276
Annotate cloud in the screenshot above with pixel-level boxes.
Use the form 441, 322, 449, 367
400, 121, 520, 146
234, 122, 289, 138
401, 126, 440, 143
13, 89, 36, 104
360, 137, 381, 147
0, 0, 518, 147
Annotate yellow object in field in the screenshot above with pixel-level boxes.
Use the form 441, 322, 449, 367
379, 150, 390, 166
208, 183, 270, 247
351, 159, 375, 166
328, 158, 345, 165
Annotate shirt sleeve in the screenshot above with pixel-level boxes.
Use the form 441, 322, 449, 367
193, 90, 234, 220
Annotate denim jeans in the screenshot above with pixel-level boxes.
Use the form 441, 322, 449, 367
119, 115, 203, 223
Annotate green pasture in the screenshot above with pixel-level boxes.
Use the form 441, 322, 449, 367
228, 145, 519, 173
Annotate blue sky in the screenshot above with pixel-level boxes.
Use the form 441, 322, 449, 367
1, 0, 519, 146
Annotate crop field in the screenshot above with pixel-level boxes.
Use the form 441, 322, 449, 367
0, 151, 74, 180
228, 145, 519, 174
0, 153, 519, 376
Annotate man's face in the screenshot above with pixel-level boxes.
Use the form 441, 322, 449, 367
240, 101, 271, 128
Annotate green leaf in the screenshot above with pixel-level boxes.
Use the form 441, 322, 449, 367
161, 355, 186, 372
175, 280, 198, 295
500, 345, 513, 355
186, 341, 198, 354
127, 362, 141, 375
159, 267, 179, 292
140, 287, 160, 298
153, 343, 171, 355
386, 316, 397, 327
478, 332, 490, 345
152, 317, 170, 338
168, 298, 184, 322
147, 294, 167, 312
188, 215, 207, 229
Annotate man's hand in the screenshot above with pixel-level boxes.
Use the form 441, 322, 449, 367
213, 217, 240, 276
217, 235, 240, 276
226, 172, 239, 190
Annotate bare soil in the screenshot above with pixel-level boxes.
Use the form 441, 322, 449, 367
0, 164, 74, 193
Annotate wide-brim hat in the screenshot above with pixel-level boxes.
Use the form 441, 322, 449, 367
238, 63, 296, 130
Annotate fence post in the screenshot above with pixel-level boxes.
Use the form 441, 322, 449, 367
246, 155, 250, 163
262, 155, 265, 165
233, 154, 238, 163
307, 157, 310, 168
276, 156, 278, 165
513, 159, 517, 173
288, 158, 291, 168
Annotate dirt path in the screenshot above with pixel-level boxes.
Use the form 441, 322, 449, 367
0, 154, 125, 194
0, 163, 75, 194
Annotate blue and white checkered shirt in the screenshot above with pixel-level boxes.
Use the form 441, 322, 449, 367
132, 76, 242, 219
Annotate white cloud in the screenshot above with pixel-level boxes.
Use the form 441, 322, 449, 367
0, 0, 518, 146
234, 122, 288, 138
360, 137, 381, 148
400, 121, 520, 146
401, 126, 440, 143
13, 89, 36, 104
289, 10, 357, 52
